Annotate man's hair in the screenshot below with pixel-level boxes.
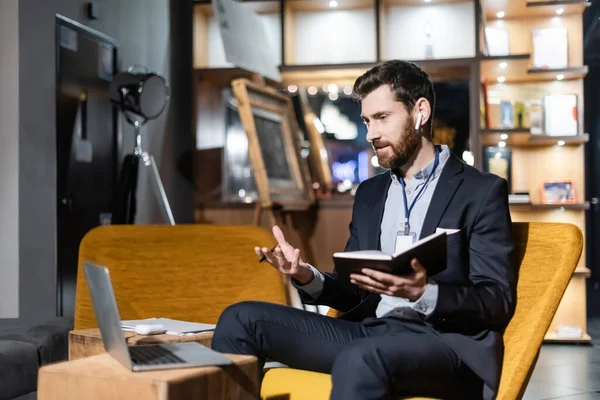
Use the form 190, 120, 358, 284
352, 60, 436, 123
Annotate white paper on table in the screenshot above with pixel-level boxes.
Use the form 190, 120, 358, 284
121, 318, 216, 336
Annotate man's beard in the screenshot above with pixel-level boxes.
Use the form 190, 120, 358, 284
373, 115, 421, 170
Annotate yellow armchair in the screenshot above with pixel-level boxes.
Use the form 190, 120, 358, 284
74, 224, 289, 330
261, 222, 583, 400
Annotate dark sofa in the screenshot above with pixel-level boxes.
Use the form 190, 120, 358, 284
0, 318, 73, 400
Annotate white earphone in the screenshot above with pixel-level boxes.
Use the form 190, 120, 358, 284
415, 112, 423, 130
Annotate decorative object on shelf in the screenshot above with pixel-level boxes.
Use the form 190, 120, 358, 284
484, 27, 509, 56
532, 27, 568, 70
481, 78, 490, 129
221, 91, 259, 204
231, 78, 315, 210
500, 100, 514, 129
483, 147, 512, 193
509, 192, 531, 204
424, 20, 434, 60
543, 94, 578, 136
514, 101, 526, 129
297, 89, 333, 197
541, 180, 577, 204
529, 100, 544, 135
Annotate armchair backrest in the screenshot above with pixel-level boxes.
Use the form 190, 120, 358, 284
74, 224, 288, 330
499, 222, 582, 399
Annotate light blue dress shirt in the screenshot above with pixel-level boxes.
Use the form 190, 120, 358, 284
296, 145, 451, 319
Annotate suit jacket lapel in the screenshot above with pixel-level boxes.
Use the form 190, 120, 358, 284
366, 173, 392, 250
419, 153, 465, 240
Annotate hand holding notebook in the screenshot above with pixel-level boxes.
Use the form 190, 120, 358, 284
333, 230, 448, 285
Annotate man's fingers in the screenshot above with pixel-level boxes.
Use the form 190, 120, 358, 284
272, 226, 288, 247
411, 258, 427, 275
360, 268, 399, 285
290, 249, 300, 271
261, 247, 278, 265
349, 273, 388, 291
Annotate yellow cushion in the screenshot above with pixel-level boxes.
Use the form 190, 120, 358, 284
261, 368, 434, 400
261, 222, 583, 400
74, 224, 289, 330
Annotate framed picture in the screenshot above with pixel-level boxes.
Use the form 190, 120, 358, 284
221, 91, 259, 204
483, 147, 512, 193
543, 94, 578, 136
484, 27, 510, 56
532, 28, 568, 69
541, 180, 577, 204
295, 90, 333, 192
231, 78, 315, 210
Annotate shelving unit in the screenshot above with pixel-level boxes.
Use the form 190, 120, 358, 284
480, 0, 591, 342
191, 0, 593, 342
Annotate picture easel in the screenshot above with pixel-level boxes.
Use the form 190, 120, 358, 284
232, 73, 316, 309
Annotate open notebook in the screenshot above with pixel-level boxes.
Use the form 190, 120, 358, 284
121, 318, 216, 336
333, 230, 448, 284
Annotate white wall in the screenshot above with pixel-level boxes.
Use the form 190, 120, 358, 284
385, 2, 475, 60
0, 0, 20, 318
294, 10, 376, 64
208, 13, 281, 67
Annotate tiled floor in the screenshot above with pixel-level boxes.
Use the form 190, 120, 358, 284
523, 318, 600, 399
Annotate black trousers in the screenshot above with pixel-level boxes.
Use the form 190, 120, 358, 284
211, 301, 483, 400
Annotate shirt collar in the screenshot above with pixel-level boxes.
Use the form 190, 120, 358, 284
389, 144, 450, 182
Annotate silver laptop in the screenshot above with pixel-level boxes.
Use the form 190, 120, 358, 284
83, 262, 233, 371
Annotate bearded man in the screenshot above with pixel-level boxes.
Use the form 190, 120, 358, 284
212, 60, 517, 400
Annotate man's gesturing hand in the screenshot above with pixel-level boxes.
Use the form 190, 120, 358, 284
255, 226, 314, 285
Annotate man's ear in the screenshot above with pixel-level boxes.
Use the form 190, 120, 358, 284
414, 98, 432, 127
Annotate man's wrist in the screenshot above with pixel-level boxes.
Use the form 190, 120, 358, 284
293, 263, 315, 285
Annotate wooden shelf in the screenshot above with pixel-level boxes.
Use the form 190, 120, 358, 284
195, 67, 281, 87
280, 58, 472, 86
479, 54, 531, 62
482, 55, 588, 83
382, 0, 470, 5
544, 332, 592, 343
482, 0, 590, 20
508, 202, 589, 210
527, 66, 589, 81
482, 132, 588, 147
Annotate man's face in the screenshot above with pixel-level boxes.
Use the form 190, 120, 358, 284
360, 85, 420, 170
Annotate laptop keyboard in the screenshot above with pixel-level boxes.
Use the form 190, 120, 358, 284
129, 345, 186, 365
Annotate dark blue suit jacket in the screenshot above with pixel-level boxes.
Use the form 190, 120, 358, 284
300, 153, 517, 397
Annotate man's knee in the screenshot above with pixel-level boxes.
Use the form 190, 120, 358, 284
331, 343, 386, 378
212, 301, 266, 351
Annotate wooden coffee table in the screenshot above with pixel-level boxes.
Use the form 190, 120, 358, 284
69, 328, 214, 360
38, 352, 258, 400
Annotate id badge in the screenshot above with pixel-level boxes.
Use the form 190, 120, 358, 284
395, 231, 416, 253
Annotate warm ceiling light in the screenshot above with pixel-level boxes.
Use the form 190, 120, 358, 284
287, 84, 298, 93
498, 141, 507, 148
496, 11, 505, 18
308, 86, 318, 95
329, 0, 338, 7
343, 86, 353, 95
500, 133, 508, 140
556, 8, 564, 15
558, 140, 566, 146
499, 62, 508, 69
557, 74, 565, 81
497, 76, 506, 83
